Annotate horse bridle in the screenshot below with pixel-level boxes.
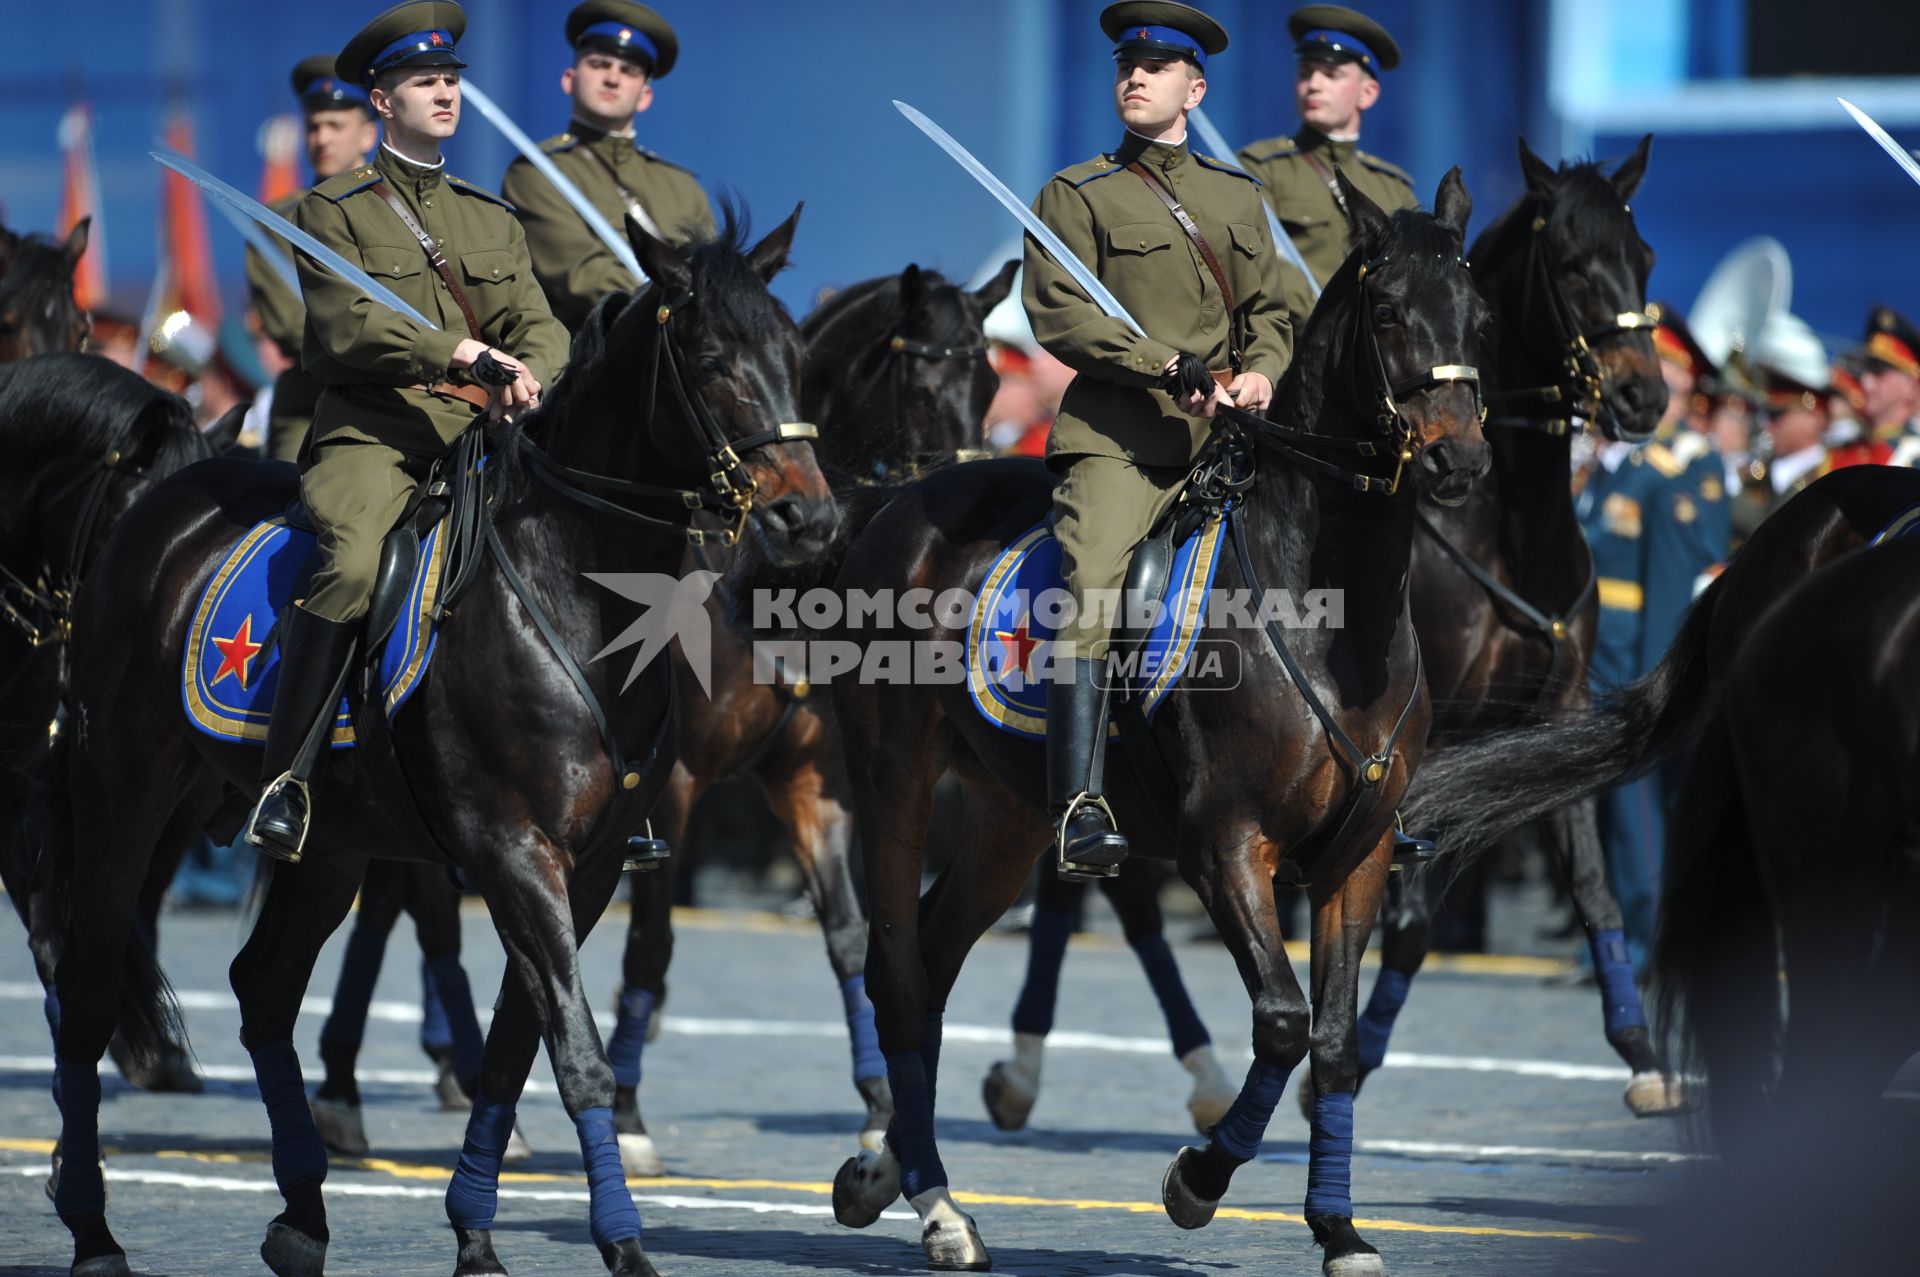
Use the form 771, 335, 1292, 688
0, 436, 144, 652
1222, 253, 1481, 497
514, 290, 818, 548
843, 324, 989, 480
1482, 206, 1656, 438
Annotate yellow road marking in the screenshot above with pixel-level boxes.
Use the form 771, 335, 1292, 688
0, 1136, 1630, 1242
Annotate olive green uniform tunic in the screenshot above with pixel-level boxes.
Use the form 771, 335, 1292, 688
243, 192, 327, 462
1237, 127, 1417, 328
500, 123, 716, 331
1023, 131, 1292, 652
293, 144, 569, 623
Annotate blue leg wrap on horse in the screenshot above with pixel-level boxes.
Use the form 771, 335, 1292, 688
1589, 928, 1647, 1037
576, 1105, 643, 1246
840, 975, 885, 1084
428, 955, 485, 1087
53, 1059, 104, 1214
1209, 1060, 1289, 1164
886, 1051, 948, 1199
1305, 1091, 1356, 1218
1129, 932, 1210, 1058
250, 1040, 328, 1193
606, 987, 656, 1091
419, 959, 453, 1055
1010, 908, 1074, 1038
1356, 967, 1413, 1071
445, 1094, 516, 1230
318, 923, 388, 1051
921, 1011, 945, 1109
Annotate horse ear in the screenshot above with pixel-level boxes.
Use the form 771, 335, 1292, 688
1517, 136, 1557, 194
1433, 167, 1472, 239
972, 257, 1020, 312
1611, 133, 1653, 200
747, 202, 804, 283
62, 216, 91, 268
1336, 168, 1392, 256
900, 263, 926, 313
627, 211, 692, 296
198, 402, 246, 454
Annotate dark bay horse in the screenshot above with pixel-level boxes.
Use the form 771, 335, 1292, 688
0, 353, 238, 1094
607, 259, 1017, 1175
0, 220, 92, 362
19, 210, 836, 1277
740, 172, 1489, 1274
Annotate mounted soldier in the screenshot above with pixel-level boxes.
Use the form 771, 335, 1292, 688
1236, 5, 1416, 328
1023, 0, 1291, 879
1858, 304, 1920, 467
245, 56, 381, 463
500, 0, 717, 331
245, 0, 569, 862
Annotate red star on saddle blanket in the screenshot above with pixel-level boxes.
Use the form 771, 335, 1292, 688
994, 617, 1042, 682
211, 614, 264, 690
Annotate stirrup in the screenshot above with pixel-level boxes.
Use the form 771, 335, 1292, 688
1055, 792, 1123, 882
244, 772, 312, 865
623, 819, 672, 873
1389, 828, 1436, 870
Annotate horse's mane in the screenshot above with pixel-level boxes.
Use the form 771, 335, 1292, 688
0, 234, 80, 326
0, 352, 205, 476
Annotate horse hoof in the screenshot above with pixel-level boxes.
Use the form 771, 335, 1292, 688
1313, 1216, 1386, 1277
260, 1221, 327, 1277
1326, 1254, 1388, 1277
618, 1132, 663, 1177
914, 1186, 992, 1271
435, 1057, 472, 1111
600, 1238, 661, 1276
453, 1226, 508, 1276
71, 1256, 132, 1277
1161, 1146, 1220, 1230
310, 1095, 370, 1156
1181, 1047, 1238, 1135
503, 1122, 532, 1164
832, 1146, 900, 1229
1624, 1071, 1690, 1117
982, 1060, 1038, 1131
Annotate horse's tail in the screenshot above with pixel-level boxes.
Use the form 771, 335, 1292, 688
721, 472, 899, 640
1402, 563, 1727, 862
1650, 695, 1774, 1138
2, 726, 184, 1070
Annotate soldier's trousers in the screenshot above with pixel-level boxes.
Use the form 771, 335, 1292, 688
1050, 454, 1191, 660
265, 368, 323, 464
300, 436, 431, 623
1594, 773, 1661, 972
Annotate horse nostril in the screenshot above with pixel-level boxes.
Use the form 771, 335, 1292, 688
762, 495, 804, 537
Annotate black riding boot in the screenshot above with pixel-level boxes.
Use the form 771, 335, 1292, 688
1048, 655, 1128, 881
245, 604, 356, 864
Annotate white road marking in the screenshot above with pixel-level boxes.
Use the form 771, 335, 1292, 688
1352, 1138, 1705, 1164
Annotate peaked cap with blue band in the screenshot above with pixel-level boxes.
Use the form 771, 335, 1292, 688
567, 0, 679, 78
1289, 4, 1400, 75
339, 0, 469, 88
291, 54, 373, 114
1101, 1, 1229, 71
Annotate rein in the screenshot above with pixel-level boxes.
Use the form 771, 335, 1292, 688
1482, 205, 1655, 438
0, 430, 146, 651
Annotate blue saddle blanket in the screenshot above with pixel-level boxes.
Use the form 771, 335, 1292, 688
964, 516, 1226, 741
1872, 502, 1920, 546
181, 515, 448, 748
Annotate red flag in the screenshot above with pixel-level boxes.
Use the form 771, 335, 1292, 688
57, 104, 107, 310
257, 115, 301, 206
161, 108, 221, 327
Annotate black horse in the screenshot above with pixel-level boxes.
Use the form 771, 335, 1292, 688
0, 353, 239, 1093
737, 172, 1488, 1274
0, 220, 92, 362
605, 259, 1017, 1175
18, 209, 836, 1277
1403, 465, 1920, 1131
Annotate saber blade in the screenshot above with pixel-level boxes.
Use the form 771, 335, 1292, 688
209, 198, 301, 294
1838, 98, 1920, 192
893, 99, 1145, 336
1190, 106, 1321, 300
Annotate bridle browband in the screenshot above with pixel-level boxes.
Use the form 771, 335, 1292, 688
1216, 253, 1481, 497
1482, 204, 1656, 439
843, 317, 989, 480
514, 290, 818, 548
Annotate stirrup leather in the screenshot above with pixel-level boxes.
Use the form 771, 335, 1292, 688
245, 771, 313, 865
1055, 791, 1122, 881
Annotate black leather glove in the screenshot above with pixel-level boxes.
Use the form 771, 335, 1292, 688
1161, 351, 1214, 402
470, 348, 518, 387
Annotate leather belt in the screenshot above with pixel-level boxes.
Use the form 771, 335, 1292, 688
1126, 161, 1243, 370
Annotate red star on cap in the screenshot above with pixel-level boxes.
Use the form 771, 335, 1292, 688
210, 615, 264, 690
1136, 27, 1151, 38
429, 31, 444, 46
994, 618, 1042, 681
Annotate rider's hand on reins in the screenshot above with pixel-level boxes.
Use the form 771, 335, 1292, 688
1163, 353, 1231, 420
1228, 371, 1273, 415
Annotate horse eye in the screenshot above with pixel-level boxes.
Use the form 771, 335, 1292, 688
1372, 304, 1395, 325
698, 354, 728, 377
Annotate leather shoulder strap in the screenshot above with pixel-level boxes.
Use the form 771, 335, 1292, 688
369, 179, 483, 340
575, 144, 664, 241
1126, 161, 1240, 367
1298, 150, 1351, 217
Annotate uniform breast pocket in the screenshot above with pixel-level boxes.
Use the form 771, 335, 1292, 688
360, 246, 424, 280
460, 249, 519, 287
1228, 223, 1265, 259
1108, 224, 1174, 257
1279, 212, 1329, 237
